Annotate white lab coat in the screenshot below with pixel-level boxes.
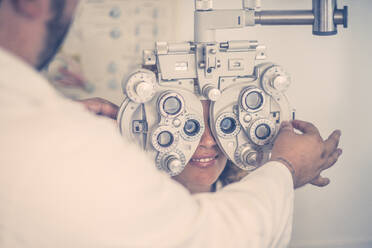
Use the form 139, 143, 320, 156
0, 47, 294, 248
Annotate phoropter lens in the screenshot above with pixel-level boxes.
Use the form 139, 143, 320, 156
184, 119, 201, 136
157, 131, 174, 147
220, 117, 237, 134
255, 123, 271, 140
245, 91, 263, 110
163, 96, 182, 115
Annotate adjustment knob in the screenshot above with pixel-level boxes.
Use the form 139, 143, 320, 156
241, 149, 259, 166
203, 85, 221, 101
249, 119, 276, 146
165, 156, 183, 175
156, 150, 186, 176
261, 65, 291, 95
271, 74, 290, 92
135, 81, 153, 99
124, 69, 156, 103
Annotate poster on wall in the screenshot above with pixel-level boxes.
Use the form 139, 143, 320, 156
46, 0, 178, 105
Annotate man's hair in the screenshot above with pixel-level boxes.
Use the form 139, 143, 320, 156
50, 0, 65, 16
35, 0, 67, 70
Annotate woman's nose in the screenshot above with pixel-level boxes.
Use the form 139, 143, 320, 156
199, 124, 217, 148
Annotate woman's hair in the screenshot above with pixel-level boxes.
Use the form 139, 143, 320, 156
213, 160, 249, 190
219, 160, 249, 186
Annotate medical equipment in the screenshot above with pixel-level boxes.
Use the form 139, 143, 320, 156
117, 0, 348, 176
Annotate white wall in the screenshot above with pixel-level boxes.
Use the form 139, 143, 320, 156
175, 0, 372, 247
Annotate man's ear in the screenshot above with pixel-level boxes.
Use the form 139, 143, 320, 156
12, 0, 48, 19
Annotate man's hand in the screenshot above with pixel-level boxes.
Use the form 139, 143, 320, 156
270, 120, 342, 189
78, 98, 119, 120
56, 67, 90, 90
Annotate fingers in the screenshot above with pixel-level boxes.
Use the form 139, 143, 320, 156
79, 98, 100, 112
58, 68, 86, 88
279, 121, 294, 133
79, 98, 119, 120
57, 79, 79, 87
311, 148, 342, 187
101, 99, 119, 119
324, 130, 341, 156
323, 148, 343, 170
310, 175, 330, 187
59, 68, 85, 82
291, 120, 319, 135
276, 121, 294, 139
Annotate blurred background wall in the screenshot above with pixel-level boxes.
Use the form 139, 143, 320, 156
49, 0, 372, 247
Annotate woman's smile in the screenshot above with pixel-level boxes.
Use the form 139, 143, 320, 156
189, 154, 219, 168
173, 100, 228, 193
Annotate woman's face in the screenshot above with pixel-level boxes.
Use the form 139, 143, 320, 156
173, 100, 228, 193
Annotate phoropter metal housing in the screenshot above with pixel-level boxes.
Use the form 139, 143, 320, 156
117, 0, 348, 176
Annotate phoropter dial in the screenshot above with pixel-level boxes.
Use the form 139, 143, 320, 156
215, 112, 241, 139
158, 92, 185, 118
151, 126, 179, 153
240, 87, 265, 112
234, 144, 262, 171
123, 69, 156, 103
248, 119, 276, 146
261, 65, 291, 95
156, 150, 187, 176
180, 114, 205, 142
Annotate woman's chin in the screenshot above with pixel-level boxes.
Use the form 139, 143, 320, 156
185, 166, 222, 186
173, 156, 228, 193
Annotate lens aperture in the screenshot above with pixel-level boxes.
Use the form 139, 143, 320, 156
255, 123, 271, 140
183, 119, 201, 136
163, 96, 182, 115
157, 131, 174, 147
245, 91, 263, 110
220, 117, 237, 134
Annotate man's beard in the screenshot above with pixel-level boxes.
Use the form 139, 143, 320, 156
36, 0, 70, 71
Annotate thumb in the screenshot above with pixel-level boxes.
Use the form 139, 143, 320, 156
278, 121, 294, 134
311, 175, 331, 187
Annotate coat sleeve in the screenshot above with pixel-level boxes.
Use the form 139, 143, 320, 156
0, 99, 294, 248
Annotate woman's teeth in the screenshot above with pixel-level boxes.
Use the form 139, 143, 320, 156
192, 156, 217, 163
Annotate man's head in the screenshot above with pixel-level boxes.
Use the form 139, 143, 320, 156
36, 0, 70, 70
0, 0, 78, 70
